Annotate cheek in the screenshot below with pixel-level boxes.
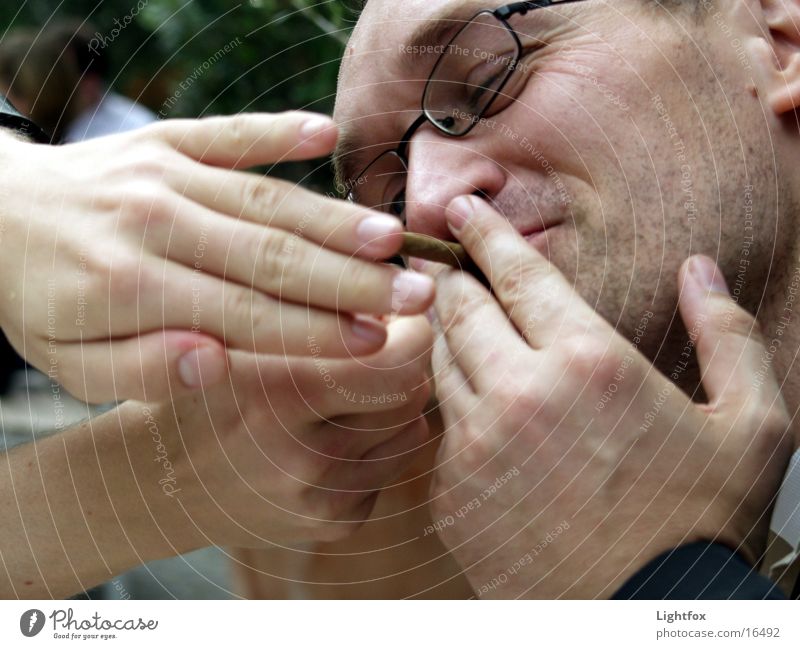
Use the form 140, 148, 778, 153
495, 58, 649, 194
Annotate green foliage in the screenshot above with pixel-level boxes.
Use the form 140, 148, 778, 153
0, 0, 358, 188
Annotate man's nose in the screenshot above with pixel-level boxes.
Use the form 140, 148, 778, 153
404, 134, 506, 239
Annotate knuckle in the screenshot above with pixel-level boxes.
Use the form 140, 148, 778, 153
222, 115, 250, 152
83, 245, 115, 294
119, 181, 172, 224
127, 148, 170, 178
253, 230, 296, 289
456, 420, 500, 470
439, 290, 487, 334
722, 394, 790, 452
751, 400, 790, 440
498, 384, 542, 423
107, 253, 143, 297
109, 140, 173, 181
240, 176, 287, 221
557, 335, 621, 386
224, 285, 255, 329
493, 259, 551, 300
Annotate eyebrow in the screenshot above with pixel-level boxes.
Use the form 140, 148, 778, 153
333, 125, 364, 196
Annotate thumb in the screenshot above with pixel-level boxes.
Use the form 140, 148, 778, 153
677, 255, 779, 408
57, 331, 228, 403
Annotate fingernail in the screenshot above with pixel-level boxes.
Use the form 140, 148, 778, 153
691, 256, 729, 294
178, 345, 224, 388
351, 316, 387, 344
392, 271, 434, 312
300, 115, 334, 140
357, 214, 402, 247
408, 257, 429, 272
446, 196, 473, 234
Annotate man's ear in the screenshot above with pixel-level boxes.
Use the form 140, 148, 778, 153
752, 0, 800, 115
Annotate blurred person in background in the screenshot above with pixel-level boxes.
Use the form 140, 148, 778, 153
0, 20, 158, 429
0, 20, 155, 144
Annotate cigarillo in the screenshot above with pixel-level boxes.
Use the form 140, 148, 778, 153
399, 232, 489, 287
399, 232, 470, 268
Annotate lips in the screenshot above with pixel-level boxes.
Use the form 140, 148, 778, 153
516, 215, 560, 238
521, 222, 558, 238
501, 203, 562, 243
522, 222, 561, 253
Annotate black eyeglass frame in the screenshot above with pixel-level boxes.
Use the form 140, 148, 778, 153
346, 0, 588, 207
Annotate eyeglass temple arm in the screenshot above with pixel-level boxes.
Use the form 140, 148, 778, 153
495, 0, 587, 21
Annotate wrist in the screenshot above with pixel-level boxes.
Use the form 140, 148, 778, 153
108, 401, 205, 558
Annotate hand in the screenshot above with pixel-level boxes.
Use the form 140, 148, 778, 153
144, 316, 433, 548
0, 113, 433, 403
425, 195, 793, 599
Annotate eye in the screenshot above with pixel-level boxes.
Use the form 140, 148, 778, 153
463, 60, 510, 111
465, 68, 507, 111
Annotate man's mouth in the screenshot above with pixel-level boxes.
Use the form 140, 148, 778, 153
520, 221, 561, 248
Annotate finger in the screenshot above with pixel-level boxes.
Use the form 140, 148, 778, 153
430, 314, 477, 421
445, 195, 602, 347
161, 197, 433, 315
433, 266, 529, 393
150, 261, 390, 357
164, 164, 405, 260
317, 393, 432, 460
678, 255, 782, 408
320, 417, 431, 493
274, 315, 434, 416
355, 417, 432, 485
55, 331, 227, 403
146, 111, 338, 168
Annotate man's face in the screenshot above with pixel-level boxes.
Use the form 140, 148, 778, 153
335, 0, 785, 362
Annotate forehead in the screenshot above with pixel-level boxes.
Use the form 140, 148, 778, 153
336, 0, 496, 117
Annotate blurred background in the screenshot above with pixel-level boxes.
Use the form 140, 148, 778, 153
0, 0, 356, 187
0, 0, 359, 599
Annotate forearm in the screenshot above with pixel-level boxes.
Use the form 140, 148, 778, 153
0, 402, 199, 598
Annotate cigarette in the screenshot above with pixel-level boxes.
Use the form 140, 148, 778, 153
399, 232, 470, 268
399, 232, 489, 287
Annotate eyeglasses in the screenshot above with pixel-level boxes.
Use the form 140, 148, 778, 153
345, 0, 587, 221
